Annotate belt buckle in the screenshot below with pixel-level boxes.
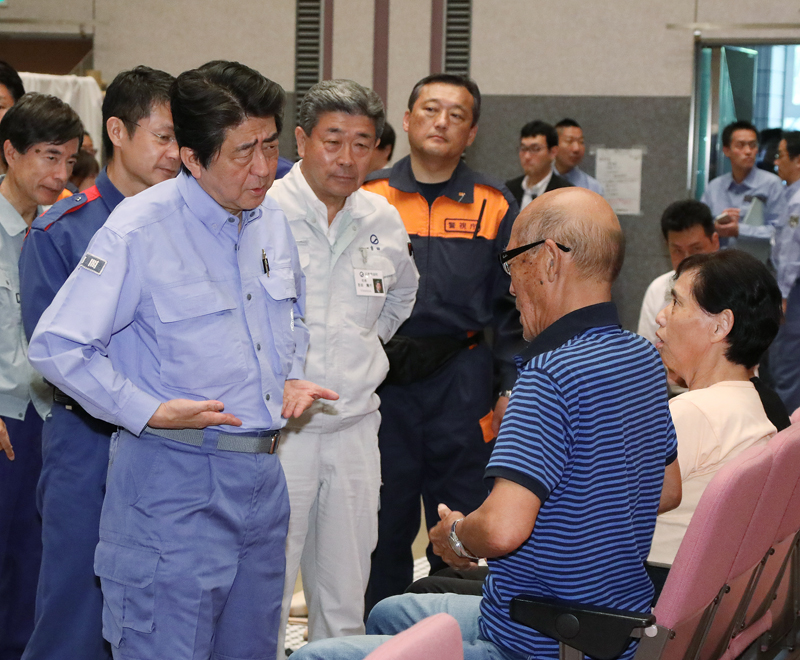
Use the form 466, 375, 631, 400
268, 431, 281, 455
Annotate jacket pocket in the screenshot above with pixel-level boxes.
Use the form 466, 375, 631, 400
94, 540, 160, 646
259, 267, 297, 375
349, 253, 395, 329
0, 267, 20, 335
151, 280, 247, 389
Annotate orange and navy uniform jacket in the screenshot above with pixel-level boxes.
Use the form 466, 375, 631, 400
363, 156, 521, 390
20, 168, 125, 340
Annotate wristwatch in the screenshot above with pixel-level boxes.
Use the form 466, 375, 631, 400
448, 519, 480, 561
499, 390, 513, 399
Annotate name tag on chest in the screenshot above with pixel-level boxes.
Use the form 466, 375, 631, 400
354, 269, 385, 296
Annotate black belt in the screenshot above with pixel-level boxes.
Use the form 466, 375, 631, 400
53, 387, 84, 412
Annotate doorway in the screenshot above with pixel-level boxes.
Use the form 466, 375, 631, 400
692, 42, 800, 198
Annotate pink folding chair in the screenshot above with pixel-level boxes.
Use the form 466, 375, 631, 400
363, 612, 463, 660
722, 423, 800, 660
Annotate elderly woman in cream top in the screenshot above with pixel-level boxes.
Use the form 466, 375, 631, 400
648, 250, 784, 567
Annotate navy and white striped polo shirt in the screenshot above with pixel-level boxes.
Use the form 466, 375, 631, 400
480, 302, 677, 659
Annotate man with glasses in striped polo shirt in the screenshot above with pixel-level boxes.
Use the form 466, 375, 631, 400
292, 186, 681, 660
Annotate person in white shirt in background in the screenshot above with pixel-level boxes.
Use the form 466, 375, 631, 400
638, 200, 719, 345
267, 79, 419, 657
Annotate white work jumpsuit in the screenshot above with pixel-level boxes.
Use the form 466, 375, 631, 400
268, 163, 419, 652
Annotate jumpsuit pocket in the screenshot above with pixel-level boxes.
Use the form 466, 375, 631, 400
151, 281, 248, 390
0, 268, 20, 334
94, 540, 160, 646
259, 267, 298, 375
349, 253, 395, 329
296, 240, 311, 269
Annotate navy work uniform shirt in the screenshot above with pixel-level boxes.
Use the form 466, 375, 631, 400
20, 168, 125, 340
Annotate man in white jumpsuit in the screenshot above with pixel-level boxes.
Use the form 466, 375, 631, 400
268, 79, 419, 655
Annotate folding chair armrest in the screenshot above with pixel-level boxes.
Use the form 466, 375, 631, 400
510, 595, 656, 660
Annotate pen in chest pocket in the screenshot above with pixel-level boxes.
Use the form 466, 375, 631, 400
261, 249, 270, 276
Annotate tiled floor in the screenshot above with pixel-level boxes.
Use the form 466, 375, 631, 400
283, 556, 432, 655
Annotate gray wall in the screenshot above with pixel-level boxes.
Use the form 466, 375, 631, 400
465, 96, 692, 331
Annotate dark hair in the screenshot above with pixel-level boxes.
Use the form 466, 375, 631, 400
70, 149, 100, 186
0, 60, 24, 102
722, 120, 757, 148
297, 79, 385, 137
676, 250, 782, 369
660, 199, 715, 239
555, 118, 581, 130
171, 60, 286, 172
520, 120, 558, 150
407, 73, 481, 125
377, 121, 395, 159
102, 65, 175, 161
783, 131, 800, 160
0, 93, 84, 167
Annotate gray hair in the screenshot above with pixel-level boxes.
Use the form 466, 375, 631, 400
297, 79, 385, 137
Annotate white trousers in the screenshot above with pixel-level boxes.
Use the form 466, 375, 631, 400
276, 412, 381, 658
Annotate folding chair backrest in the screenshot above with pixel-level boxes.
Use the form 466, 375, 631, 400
653, 444, 772, 660
737, 424, 800, 630
363, 613, 464, 660
700, 424, 800, 660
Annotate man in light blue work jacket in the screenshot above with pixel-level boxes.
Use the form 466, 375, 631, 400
0, 92, 83, 660
701, 120, 786, 261
28, 60, 337, 660
268, 80, 419, 656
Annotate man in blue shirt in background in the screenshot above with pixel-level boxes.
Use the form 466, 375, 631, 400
0, 92, 83, 660
701, 120, 786, 261
769, 132, 800, 414
19, 65, 179, 660
553, 118, 605, 196
28, 60, 336, 660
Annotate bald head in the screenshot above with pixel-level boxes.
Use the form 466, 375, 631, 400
512, 187, 625, 284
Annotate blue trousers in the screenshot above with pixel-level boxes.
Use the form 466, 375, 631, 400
22, 403, 114, 660
0, 403, 43, 660
291, 594, 526, 660
366, 345, 495, 612
96, 429, 289, 660
770, 283, 800, 414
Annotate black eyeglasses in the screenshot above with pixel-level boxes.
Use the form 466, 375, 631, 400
499, 240, 571, 274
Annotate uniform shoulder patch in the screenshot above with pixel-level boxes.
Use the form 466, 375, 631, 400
79, 253, 107, 275
31, 185, 102, 231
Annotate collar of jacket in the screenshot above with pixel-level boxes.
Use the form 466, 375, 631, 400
386, 156, 478, 205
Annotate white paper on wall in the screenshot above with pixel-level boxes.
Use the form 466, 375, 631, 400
595, 148, 643, 216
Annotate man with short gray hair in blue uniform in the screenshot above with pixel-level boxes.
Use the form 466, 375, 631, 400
28, 60, 338, 660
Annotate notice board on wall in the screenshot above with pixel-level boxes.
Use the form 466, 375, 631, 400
596, 148, 643, 215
